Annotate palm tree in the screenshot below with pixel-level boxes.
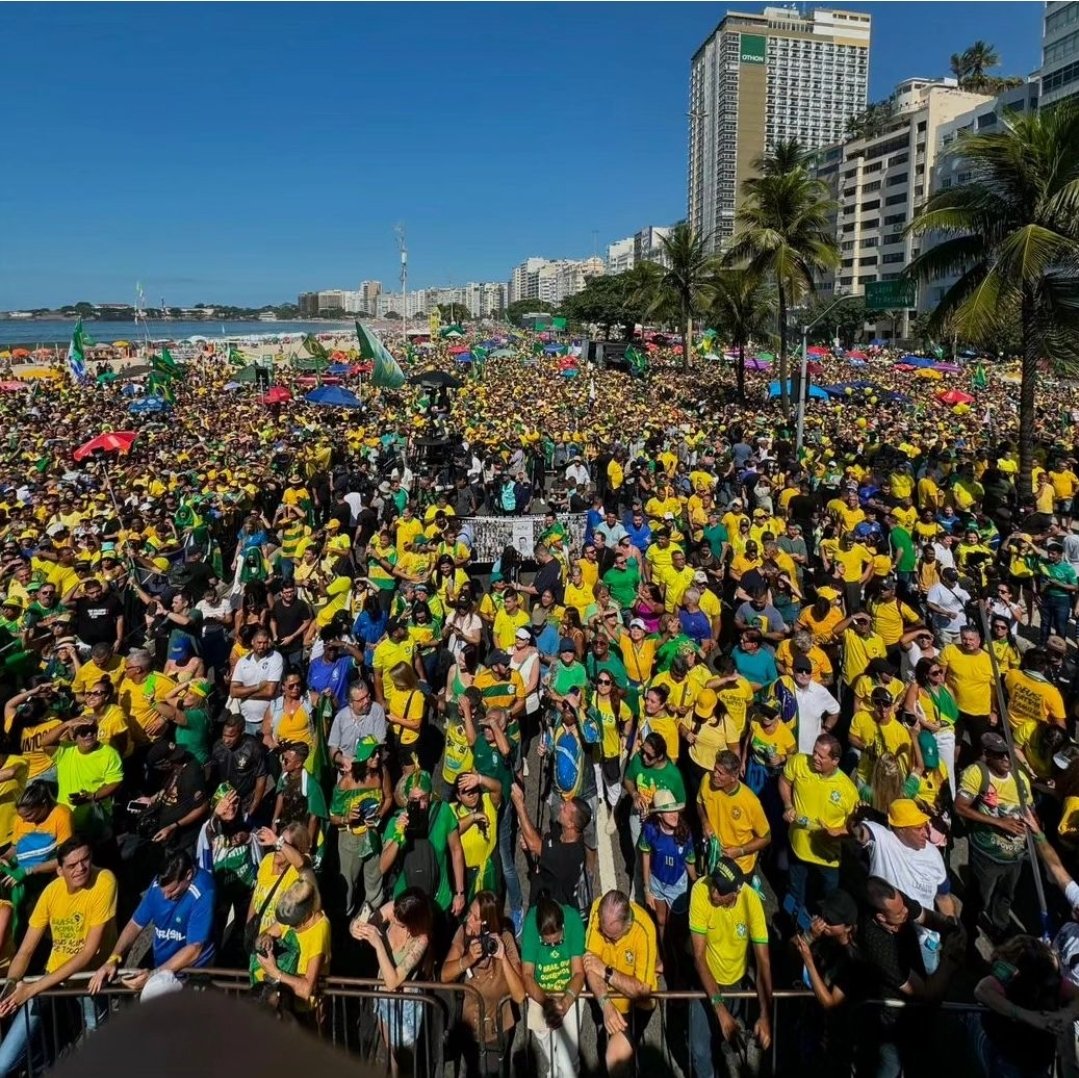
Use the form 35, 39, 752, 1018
620, 261, 663, 338
963, 40, 1000, 84
725, 169, 839, 411
906, 106, 1079, 496
709, 269, 775, 400
650, 223, 718, 370
757, 138, 811, 176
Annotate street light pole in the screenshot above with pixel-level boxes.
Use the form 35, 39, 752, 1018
796, 290, 855, 453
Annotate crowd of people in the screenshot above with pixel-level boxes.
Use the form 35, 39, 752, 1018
0, 333, 1078, 1077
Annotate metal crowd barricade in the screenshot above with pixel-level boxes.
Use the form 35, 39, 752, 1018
17, 971, 490, 1078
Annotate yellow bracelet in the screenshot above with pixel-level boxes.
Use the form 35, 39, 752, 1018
106, 954, 122, 966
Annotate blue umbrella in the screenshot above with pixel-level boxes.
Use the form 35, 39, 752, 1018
897, 354, 936, 368
305, 385, 362, 409
454, 353, 473, 364
326, 363, 351, 375
768, 380, 828, 400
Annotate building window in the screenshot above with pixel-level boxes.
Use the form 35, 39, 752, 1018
882, 252, 905, 263
863, 180, 882, 192
886, 172, 909, 186
883, 212, 906, 226
859, 256, 878, 266
885, 193, 906, 206
860, 199, 880, 211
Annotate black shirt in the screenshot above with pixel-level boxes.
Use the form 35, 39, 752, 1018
531, 822, 585, 907
210, 735, 268, 806
533, 559, 564, 605
271, 597, 314, 641
157, 755, 208, 845
859, 896, 925, 1000
73, 592, 124, 646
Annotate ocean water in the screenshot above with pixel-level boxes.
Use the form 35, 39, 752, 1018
0, 319, 354, 348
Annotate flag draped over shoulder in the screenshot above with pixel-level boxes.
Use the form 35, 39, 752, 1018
972, 363, 988, 390
356, 322, 405, 389
302, 334, 330, 361
67, 318, 89, 383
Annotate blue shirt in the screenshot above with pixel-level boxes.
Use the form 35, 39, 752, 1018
134, 868, 216, 968
731, 645, 778, 691
308, 654, 355, 709
639, 819, 694, 887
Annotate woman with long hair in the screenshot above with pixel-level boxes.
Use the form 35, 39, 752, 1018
865, 752, 904, 817
558, 608, 586, 662
632, 582, 665, 635
441, 890, 526, 1077
385, 661, 425, 773
351, 887, 433, 1078
639, 789, 696, 973
240, 581, 272, 631
262, 670, 314, 758
903, 656, 958, 801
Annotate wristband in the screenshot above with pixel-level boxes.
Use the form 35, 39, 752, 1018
597, 992, 610, 1007
604, 965, 613, 985
710, 992, 726, 1006
1033, 831, 1047, 844
106, 954, 123, 966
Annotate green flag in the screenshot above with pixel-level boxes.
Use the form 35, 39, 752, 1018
150, 349, 183, 381
972, 362, 988, 390
227, 346, 247, 367
356, 322, 405, 389
146, 372, 175, 403
625, 346, 649, 377
302, 334, 330, 361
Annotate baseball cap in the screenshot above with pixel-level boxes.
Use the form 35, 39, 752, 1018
817, 586, 840, 601
818, 889, 859, 927
354, 736, 379, 764
792, 655, 813, 674
558, 637, 576, 654
1048, 635, 1068, 655
488, 649, 510, 667
514, 626, 532, 642
870, 686, 894, 707
982, 731, 1009, 755
708, 857, 746, 896
629, 618, 647, 630
693, 687, 718, 719
693, 570, 708, 584
917, 730, 939, 769
887, 798, 930, 829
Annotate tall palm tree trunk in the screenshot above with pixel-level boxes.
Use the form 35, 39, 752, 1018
737, 342, 746, 400
684, 302, 693, 371
1019, 291, 1038, 499
777, 281, 790, 413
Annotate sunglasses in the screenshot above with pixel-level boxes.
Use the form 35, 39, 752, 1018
73, 726, 97, 738
597, 678, 612, 685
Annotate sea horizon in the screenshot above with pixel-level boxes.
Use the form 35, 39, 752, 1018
0, 319, 356, 349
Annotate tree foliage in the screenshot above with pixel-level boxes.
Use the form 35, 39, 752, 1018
708, 269, 776, 398
906, 104, 1079, 494
949, 40, 1023, 94
505, 299, 554, 326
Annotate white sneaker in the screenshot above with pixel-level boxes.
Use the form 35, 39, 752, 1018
605, 803, 617, 834
522, 757, 530, 778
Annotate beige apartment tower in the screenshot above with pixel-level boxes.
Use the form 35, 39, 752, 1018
688, 6, 871, 253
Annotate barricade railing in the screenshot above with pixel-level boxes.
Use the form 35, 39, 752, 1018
15, 972, 1057, 1078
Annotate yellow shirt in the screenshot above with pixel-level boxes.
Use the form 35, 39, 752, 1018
72, 657, 125, 696
649, 672, 698, 718
841, 628, 887, 687
563, 581, 595, 622
251, 855, 303, 934
689, 878, 767, 986
456, 793, 498, 874
1003, 669, 1066, 728
797, 606, 844, 647
661, 565, 696, 612
782, 753, 859, 867
118, 671, 178, 740
940, 644, 994, 715
619, 636, 657, 684
684, 715, 737, 772
849, 712, 913, 784
714, 676, 755, 741
384, 684, 425, 746
640, 711, 681, 762
584, 900, 657, 1014
696, 779, 769, 874
775, 641, 832, 682
1059, 795, 1079, 841
644, 542, 681, 578
0, 755, 28, 846
372, 637, 417, 696
30, 868, 118, 973
288, 912, 332, 1006
832, 544, 871, 582
492, 607, 530, 650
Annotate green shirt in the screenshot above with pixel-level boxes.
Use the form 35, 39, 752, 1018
889, 526, 917, 573
624, 755, 686, 806
473, 736, 512, 801
603, 563, 640, 607
1031, 556, 1078, 596
175, 707, 210, 765
550, 660, 588, 697
702, 523, 729, 559
654, 633, 697, 674
520, 903, 584, 993
275, 771, 329, 819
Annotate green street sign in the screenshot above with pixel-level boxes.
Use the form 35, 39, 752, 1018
740, 34, 766, 65
865, 279, 916, 310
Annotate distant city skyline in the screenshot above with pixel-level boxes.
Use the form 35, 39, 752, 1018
0, 3, 1045, 308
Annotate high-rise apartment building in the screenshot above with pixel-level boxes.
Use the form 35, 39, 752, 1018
811, 78, 993, 338
688, 6, 871, 252
1040, 1, 1079, 107
607, 237, 636, 275
507, 257, 603, 304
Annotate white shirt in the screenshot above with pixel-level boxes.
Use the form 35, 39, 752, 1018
926, 582, 970, 634
343, 492, 364, 524
932, 542, 956, 570
231, 651, 285, 732
793, 681, 841, 754
864, 821, 947, 911
565, 461, 590, 488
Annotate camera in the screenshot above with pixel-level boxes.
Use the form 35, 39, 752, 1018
478, 923, 498, 958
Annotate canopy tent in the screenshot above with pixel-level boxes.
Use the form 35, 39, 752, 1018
408, 370, 464, 389
897, 354, 937, 369
454, 353, 474, 364
806, 346, 829, 356
305, 385, 362, 408
768, 380, 829, 400
847, 350, 868, 360
290, 356, 329, 372
544, 344, 567, 355
745, 357, 771, 371
231, 364, 260, 384
326, 363, 351, 375
0, 381, 25, 392
490, 349, 514, 359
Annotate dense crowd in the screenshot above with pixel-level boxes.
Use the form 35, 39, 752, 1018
0, 336, 1079, 1077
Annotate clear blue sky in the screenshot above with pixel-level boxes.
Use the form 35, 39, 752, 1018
1, 2, 1044, 308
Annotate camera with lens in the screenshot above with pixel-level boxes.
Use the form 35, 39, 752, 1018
478, 922, 498, 958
